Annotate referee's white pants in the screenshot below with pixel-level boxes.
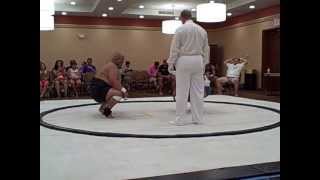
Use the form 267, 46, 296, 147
175, 55, 204, 123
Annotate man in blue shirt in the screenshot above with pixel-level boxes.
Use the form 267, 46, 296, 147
80, 58, 96, 73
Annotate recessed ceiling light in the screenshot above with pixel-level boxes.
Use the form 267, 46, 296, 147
249, 5, 255, 9
70, 1, 76, 5
227, 12, 232, 16
102, 13, 108, 17
191, 8, 196, 12
139, 5, 144, 9
161, 4, 187, 10
117, 0, 122, 1
108, 6, 114, 10
175, 17, 179, 20
62, 12, 67, 15
210, 0, 215, 3
139, 15, 144, 19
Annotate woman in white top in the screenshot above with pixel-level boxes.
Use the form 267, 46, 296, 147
216, 57, 247, 96
68, 60, 82, 97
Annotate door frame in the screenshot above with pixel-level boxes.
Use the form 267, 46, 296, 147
261, 27, 280, 89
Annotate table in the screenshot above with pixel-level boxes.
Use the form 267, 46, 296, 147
263, 73, 280, 96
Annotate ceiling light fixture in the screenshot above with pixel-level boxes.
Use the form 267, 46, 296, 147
117, 0, 122, 1
40, 0, 55, 31
108, 6, 114, 10
162, 20, 182, 34
139, 5, 144, 9
40, 11, 54, 31
227, 12, 232, 16
249, 5, 255, 9
162, 1, 182, 35
62, 12, 67, 15
40, 0, 55, 15
70, 1, 76, 6
196, 1, 226, 22
102, 13, 108, 17
139, 15, 144, 19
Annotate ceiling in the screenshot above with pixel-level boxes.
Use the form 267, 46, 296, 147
54, 0, 280, 19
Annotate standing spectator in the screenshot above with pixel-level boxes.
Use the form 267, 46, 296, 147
40, 61, 49, 98
121, 61, 133, 90
147, 61, 159, 88
158, 59, 175, 96
52, 60, 68, 98
67, 60, 82, 97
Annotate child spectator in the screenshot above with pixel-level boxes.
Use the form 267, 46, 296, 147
67, 60, 81, 97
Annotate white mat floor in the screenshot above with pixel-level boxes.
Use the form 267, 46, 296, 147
40, 95, 280, 180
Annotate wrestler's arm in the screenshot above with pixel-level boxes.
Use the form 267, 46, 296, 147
107, 66, 122, 91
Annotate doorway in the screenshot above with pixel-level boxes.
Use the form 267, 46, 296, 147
261, 28, 280, 91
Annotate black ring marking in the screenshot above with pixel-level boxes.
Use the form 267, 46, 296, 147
40, 100, 280, 138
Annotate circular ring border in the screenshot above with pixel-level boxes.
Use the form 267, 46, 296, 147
40, 100, 280, 138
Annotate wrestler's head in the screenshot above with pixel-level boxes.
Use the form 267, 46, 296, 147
111, 52, 125, 69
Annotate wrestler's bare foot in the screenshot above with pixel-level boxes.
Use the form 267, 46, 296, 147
103, 107, 113, 118
98, 104, 113, 118
99, 103, 106, 114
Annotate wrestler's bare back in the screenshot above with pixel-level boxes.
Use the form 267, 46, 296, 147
95, 62, 121, 90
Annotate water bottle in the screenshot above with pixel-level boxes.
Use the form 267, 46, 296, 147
267, 68, 270, 73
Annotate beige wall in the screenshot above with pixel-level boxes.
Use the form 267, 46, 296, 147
41, 14, 279, 88
40, 26, 173, 71
208, 14, 280, 88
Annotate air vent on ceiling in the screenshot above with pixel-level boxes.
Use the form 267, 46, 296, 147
158, 10, 174, 15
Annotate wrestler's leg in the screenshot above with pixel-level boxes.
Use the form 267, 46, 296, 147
100, 88, 123, 117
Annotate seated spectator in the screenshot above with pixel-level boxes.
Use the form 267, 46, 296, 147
204, 75, 211, 97
204, 63, 218, 94
216, 57, 248, 96
65, 60, 73, 72
123, 61, 133, 74
67, 60, 82, 97
158, 59, 175, 96
147, 61, 159, 88
52, 60, 68, 98
79, 61, 87, 74
80, 58, 96, 74
87, 58, 96, 72
40, 61, 49, 98
121, 61, 133, 90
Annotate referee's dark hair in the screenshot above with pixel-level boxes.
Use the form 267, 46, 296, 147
180, 9, 192, 20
